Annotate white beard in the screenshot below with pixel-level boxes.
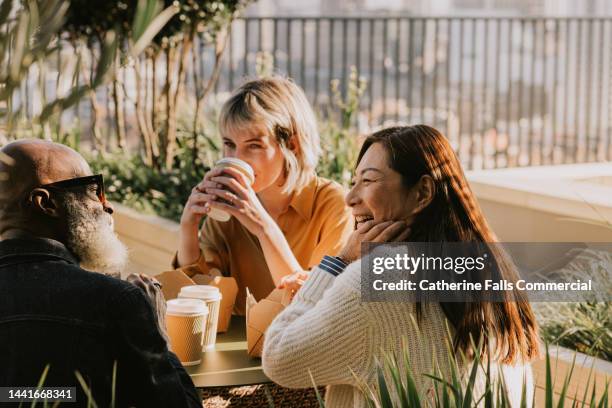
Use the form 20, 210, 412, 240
64, 193, 128, 275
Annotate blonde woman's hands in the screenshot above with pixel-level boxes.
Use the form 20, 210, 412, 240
337, 220, 411, 264
179, 167, 227, 229
205, 166, 275, 238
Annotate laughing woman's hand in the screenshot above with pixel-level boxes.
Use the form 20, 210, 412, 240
337, 220, 410, 264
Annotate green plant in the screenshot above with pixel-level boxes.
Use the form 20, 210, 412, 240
293, 343, 609, 408
532, 248, 612, 361
61, 0, 253, 168
22, 362, 119, 407
0, 0, 178, 143
317, 66, 368, 187
87, 129, 220, 222
535, 302, 611, 361
85, 92, 224, 222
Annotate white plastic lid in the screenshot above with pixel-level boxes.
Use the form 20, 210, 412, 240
179, 285, 223, 301
215, 158, 255, 183
166, 298, 208, 316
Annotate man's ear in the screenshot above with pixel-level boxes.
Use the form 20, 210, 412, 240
410, 175, 435, 215
29, 188, 61, 218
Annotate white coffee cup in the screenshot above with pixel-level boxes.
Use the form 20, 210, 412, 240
207, 158, 255, 222
178, 285, 222, 350
165, 298, 208, 366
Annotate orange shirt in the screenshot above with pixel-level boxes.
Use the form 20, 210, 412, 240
172, 176, 353, 315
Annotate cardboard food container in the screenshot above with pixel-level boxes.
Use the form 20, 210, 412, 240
155, 270, 195, 300
155, 270, 238, 333
245, 287, 292, 358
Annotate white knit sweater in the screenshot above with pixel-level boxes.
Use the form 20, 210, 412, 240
262, 261, 534, 408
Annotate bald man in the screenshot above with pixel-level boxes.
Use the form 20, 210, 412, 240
0, 140, 200, 407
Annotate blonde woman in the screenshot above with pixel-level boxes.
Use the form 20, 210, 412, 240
172, 77, 353, 314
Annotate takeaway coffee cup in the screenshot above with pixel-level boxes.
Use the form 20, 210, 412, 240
207, 158, 255, 222
178, 285, 222, 350
165, 298, 208, 366
191, 274, 238, 333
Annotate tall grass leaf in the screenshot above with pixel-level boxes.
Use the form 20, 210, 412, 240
578, 358, 596, 408
462, 352, 482, 407
399, 340, 422, 407
588, 381, 597, 408
349, 367, 377, 408
131, 3, 179, 57
385, 353, 409, 407
424, 374, 460, 398
556, 353, 577, 408
111, 360, 117, 408
484, 352, 493, 408
376, 364, 394, 408
132, 0, 161, 41
29, 364, 50, 408
405, 370, 421, 408
431, 374, 442, 407
74, 370, 98, 408
595, 380, 608, 408
519, 375, 528, 408
308, 370, 326, 408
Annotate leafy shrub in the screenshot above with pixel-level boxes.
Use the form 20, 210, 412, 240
535, 302, 611, 361
532, 248, 612, 361
88, 132, 221, 222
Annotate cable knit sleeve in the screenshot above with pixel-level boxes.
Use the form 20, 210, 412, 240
262, 263, 371, 389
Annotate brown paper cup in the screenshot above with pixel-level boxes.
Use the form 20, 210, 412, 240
208, 158, 255, 222
178, 285, 222, 350
192, 275, 238, 333
166, 299, 208, 366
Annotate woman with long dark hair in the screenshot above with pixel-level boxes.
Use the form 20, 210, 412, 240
262, 125, 540, 408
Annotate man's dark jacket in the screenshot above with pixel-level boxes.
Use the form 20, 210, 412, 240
0, 238, 201, 407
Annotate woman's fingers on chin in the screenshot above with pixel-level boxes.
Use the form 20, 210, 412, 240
394, 230, 411, 241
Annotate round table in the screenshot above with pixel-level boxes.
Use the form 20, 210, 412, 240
185, 315, 271, 388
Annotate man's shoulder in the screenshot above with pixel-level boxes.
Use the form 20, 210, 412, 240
54, 263, 141, 300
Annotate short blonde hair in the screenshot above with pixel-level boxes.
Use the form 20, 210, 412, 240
219, 76, 321, 193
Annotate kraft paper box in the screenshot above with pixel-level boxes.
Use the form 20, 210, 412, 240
154, 270, 238, 333
155, 269, 195, 300
245, 287, 292, 358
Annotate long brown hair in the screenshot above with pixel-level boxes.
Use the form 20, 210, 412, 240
357, 125, 540, 364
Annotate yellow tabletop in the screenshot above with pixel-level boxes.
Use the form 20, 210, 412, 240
185, 315, 271, 388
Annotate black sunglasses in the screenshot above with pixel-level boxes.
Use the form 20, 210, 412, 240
38, 174, 107, 206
